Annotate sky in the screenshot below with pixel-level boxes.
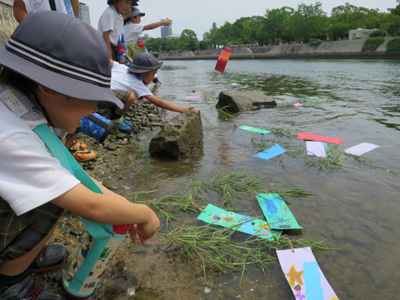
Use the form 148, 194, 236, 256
83, 0, 398, 40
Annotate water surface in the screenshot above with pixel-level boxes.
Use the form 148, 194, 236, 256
116, 59, 400, 299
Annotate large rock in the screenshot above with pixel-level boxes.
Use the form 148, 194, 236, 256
216, 91, 277, 112
149, 110, 203, 159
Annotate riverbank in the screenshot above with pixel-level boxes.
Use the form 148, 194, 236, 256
155, 38, 400, 60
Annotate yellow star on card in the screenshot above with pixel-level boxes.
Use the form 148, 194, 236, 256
285, 264, 304, 287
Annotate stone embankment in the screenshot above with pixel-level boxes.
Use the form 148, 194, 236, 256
0, 0, 18, 44
156, 38, 400, 60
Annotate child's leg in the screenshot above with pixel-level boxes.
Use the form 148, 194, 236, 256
0, 222, 57, 276
110, 90, 135, 132
111, 90, 135, 118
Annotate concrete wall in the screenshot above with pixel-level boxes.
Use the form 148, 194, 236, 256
0, 0, 18, 44
157, 39, 399, 60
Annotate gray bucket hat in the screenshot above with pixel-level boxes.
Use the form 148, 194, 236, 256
0, 11, 123, 109
128, 52, 163, 74
125, 6, 145, 21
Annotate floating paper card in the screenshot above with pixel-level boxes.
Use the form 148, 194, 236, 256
306, 141, 327, 157
197, 204, 281, 241
254, 144, 286, 160
239, 125, 271, 135
293, 103, 304, 107
256, 193, 302, 230
277, 247, 339, 300
298, 133, 343, 145
344, 143, 379, 156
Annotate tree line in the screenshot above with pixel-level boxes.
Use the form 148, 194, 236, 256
145, 1, 400, 52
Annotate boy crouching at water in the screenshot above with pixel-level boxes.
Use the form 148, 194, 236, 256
0, 11, 159, 299
111, 52, 195, 113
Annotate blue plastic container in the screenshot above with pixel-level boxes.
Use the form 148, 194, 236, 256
79, 113, 114, 143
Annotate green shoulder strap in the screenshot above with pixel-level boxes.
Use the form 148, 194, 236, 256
33, 124, 112, 239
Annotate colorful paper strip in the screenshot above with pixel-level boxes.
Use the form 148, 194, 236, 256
254, 144, 286, 160
276, 247, 339, 300
256, 193, 302, 230
197, 204, 281, 241
298, 133, 343, 145
306, 141, 327, 157
344, 143, 379, 156
239, 125, 271, 135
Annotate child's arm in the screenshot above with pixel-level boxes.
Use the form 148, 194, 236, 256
13, 0, 28, 23
145, 94, 195, 113
51, 183, 160, 241
71, 0, 80, 18
143, 18, 173, 31
102, 30, 114, 60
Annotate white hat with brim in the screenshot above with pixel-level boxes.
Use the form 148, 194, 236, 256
0, 11, 123, 109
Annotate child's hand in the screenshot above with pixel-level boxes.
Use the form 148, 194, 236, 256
128, 209, 160, 245
163, 18, 173, 26
181, 107, 195, 113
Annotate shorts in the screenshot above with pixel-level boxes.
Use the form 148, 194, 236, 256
0, 198, 64, 263
113, 89, 133, 103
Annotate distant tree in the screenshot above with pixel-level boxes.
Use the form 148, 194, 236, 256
286, 2, 327, 42
181, 29, 199, 51
264, 7, 293, 44
390, 0, 400, 15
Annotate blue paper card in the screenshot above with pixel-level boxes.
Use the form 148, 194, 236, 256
256, 193, 302, 230
254, 144, 286, 160
197, 204, 281, 241
239, 125, 271, 135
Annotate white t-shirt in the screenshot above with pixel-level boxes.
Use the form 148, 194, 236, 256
16, 0, 68, 14
111, 62, 152, 98
0, 88, 79, 216
97, 5, 123, 47
123, 23, 144, 43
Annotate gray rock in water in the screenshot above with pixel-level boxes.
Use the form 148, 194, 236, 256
149, 111, 203, 158
216, 91, 277, 112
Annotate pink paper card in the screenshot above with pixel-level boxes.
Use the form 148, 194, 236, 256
298, 133, 343, 145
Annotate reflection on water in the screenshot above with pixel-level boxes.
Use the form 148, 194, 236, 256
117, 59, 400, 299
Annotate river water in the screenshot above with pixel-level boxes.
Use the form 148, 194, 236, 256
111, 59, 400, 300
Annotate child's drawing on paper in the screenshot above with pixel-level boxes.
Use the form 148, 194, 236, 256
197, 204, 281, 241
276, 247, 339, 300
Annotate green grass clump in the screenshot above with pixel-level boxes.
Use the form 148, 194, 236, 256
160, 224, 333, 279
362, 37, 385, 52
387, 37, 400, 53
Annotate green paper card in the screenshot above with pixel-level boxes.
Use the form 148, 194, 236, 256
256, 193, 302, 230
239, 126, 271, 135
197, 204, 281, 241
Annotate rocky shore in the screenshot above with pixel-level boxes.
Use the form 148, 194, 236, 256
34, 100, 170, 300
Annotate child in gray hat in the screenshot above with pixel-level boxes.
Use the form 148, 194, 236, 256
0, 11, 159, 299
111, 52, 195, 113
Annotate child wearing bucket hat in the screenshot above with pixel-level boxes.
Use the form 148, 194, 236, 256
111, 52, 195, 113
0, 11, 159, 300
13, 0, 99, 163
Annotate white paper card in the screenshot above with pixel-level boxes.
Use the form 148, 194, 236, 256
306, 141, 327, 157
344, 143, 379, 156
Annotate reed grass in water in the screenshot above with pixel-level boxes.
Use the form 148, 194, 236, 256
160, 224, 333, 279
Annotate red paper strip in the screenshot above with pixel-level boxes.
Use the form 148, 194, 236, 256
297, 132, 343, 145
215, 47, 232, 73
